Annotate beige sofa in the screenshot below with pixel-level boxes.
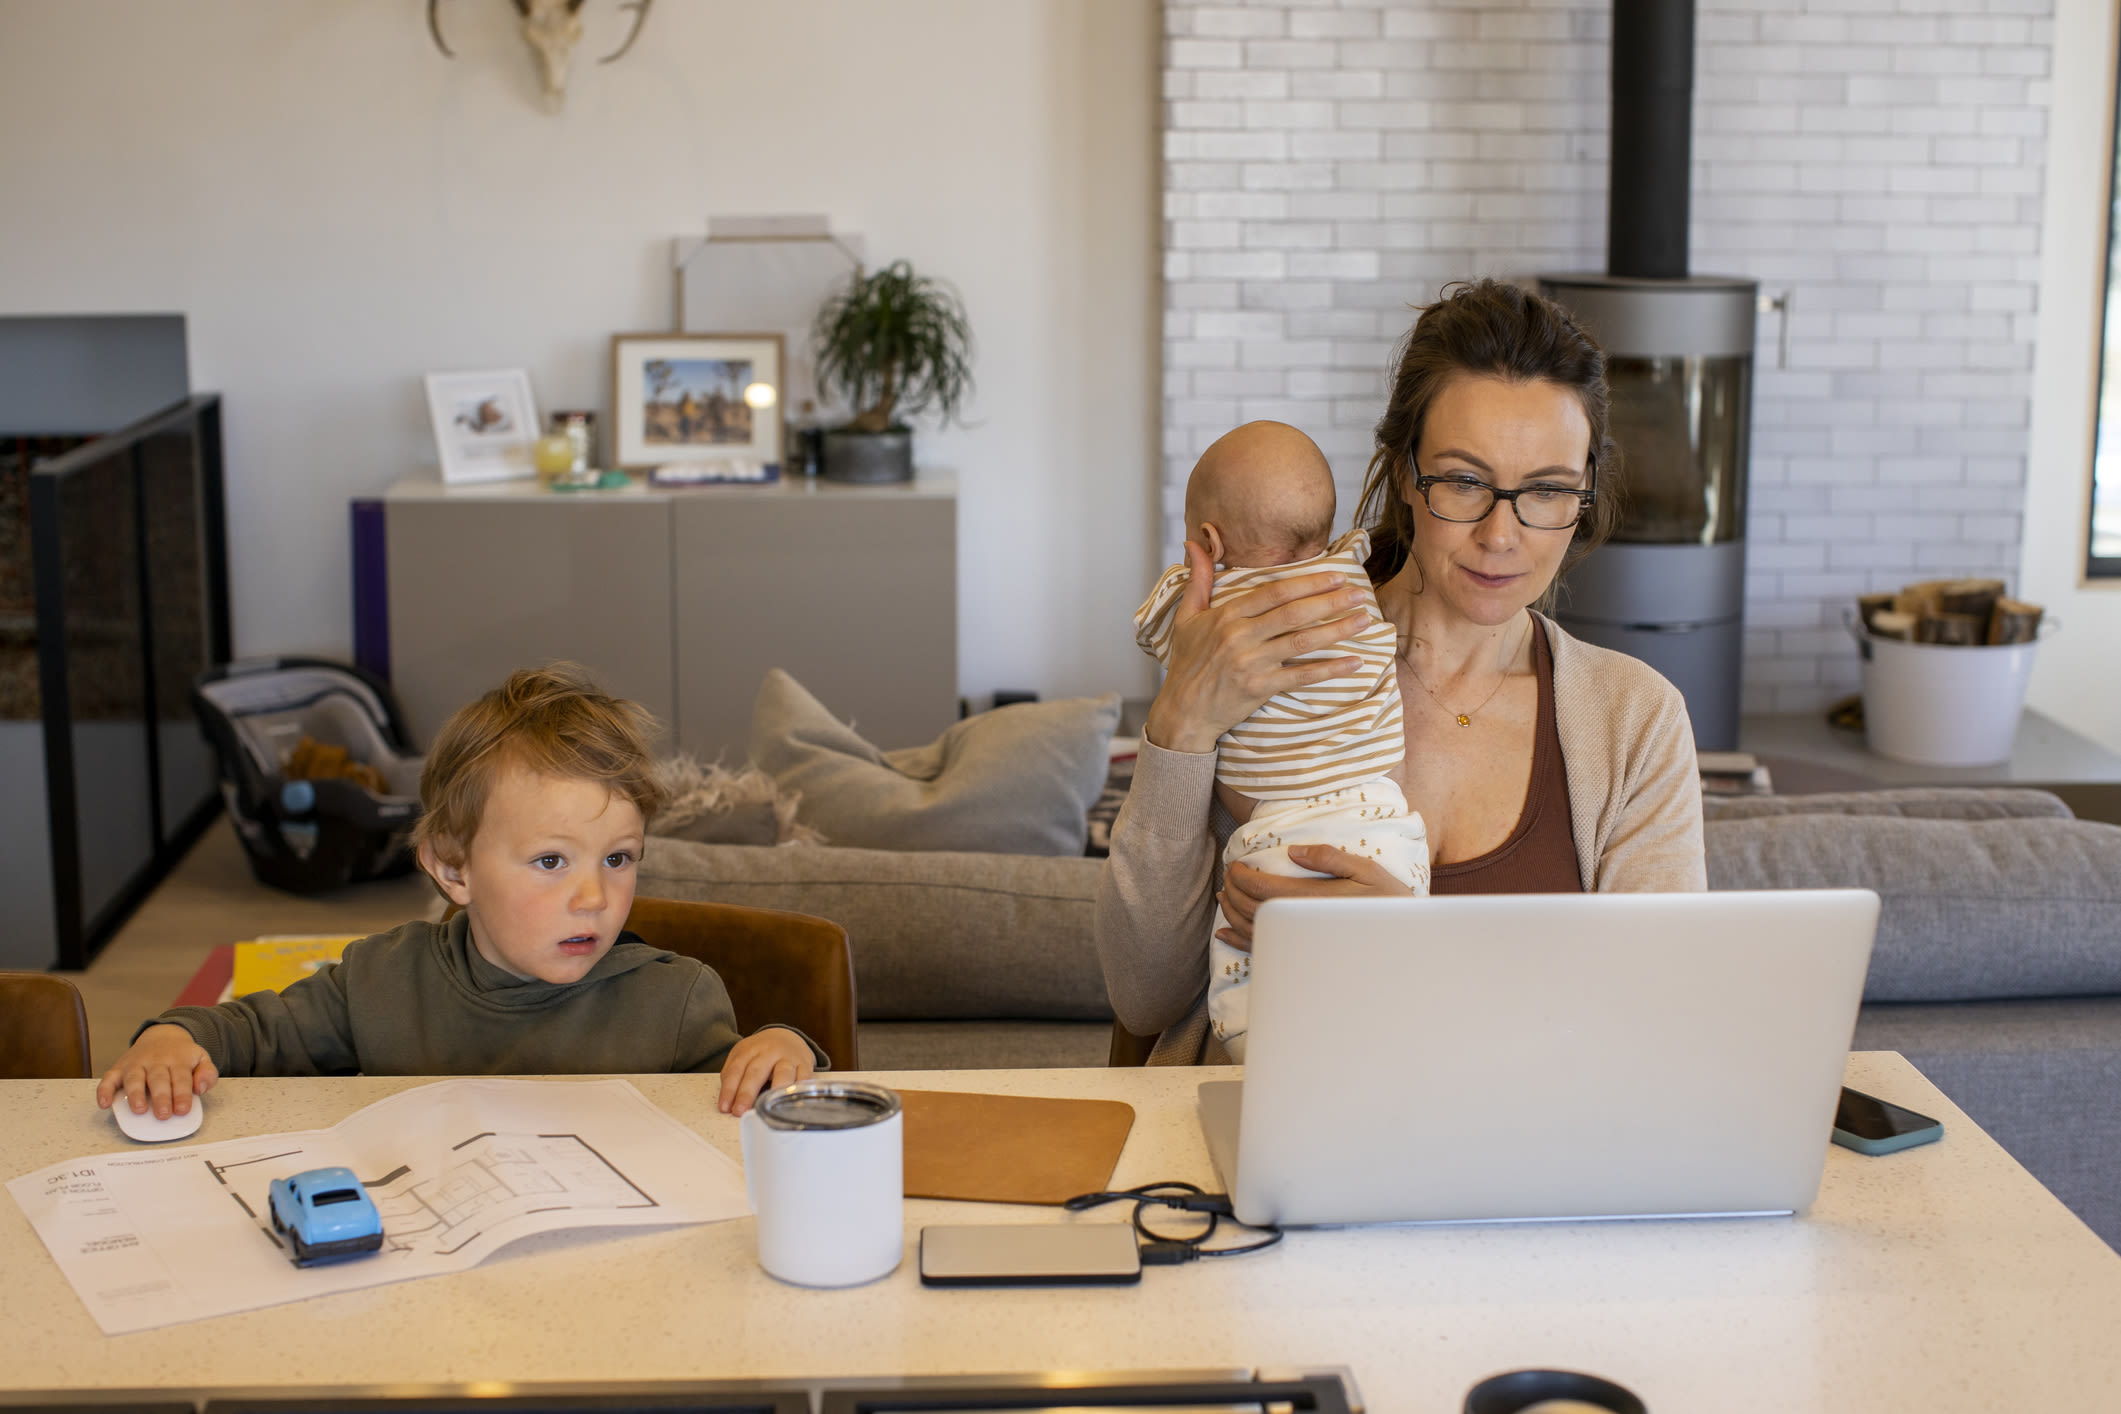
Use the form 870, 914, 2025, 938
637, 836, 1110, 1070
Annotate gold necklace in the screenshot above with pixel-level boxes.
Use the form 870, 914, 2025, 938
1403, 619, 1525, 728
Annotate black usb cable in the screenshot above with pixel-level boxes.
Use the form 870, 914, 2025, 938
1063, 1181, 1283, 1264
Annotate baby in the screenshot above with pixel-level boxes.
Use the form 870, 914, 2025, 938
97, 663, 820, 1119
1134, 422, 1430, 1060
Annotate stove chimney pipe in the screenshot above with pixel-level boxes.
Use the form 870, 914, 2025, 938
1608, 0, 1695, 279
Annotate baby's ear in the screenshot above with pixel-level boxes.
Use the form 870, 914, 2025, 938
1199, 522, 1227, 567
416, 837, 474, 907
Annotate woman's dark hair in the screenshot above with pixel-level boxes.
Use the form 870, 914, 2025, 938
1354, 279, 1620, 600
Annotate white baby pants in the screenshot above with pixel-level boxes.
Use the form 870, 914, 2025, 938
1207, 779, 1430, 1062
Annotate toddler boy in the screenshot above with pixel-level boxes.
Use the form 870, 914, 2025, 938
96, 664, 819, 1119
1134, 422, 1430, 1060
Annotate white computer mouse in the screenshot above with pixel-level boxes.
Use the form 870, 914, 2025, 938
110, 1092, 205, 1142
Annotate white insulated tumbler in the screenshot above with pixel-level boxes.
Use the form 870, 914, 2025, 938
739, 1080, 904, 1287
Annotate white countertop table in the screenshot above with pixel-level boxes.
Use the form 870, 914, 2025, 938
5, 1055, 2119, 1410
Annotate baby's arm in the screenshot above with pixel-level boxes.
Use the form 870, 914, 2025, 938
96, 1024, 219, 1119
1133, 561, 1197, 659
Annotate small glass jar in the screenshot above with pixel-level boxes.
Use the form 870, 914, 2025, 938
532, 433, 577, 485
549, 410, 597, 476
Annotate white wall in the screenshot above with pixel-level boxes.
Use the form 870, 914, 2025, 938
2022, 0, 2121, 752
1162, 0, 2053, 715
0, 0, 1160, 707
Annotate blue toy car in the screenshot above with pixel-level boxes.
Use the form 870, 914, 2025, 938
268, 1167, 384, 1266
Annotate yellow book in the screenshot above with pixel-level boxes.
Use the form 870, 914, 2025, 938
231, 936, 360, 996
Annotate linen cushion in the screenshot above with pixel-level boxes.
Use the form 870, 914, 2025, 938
749, 668, 1121, 857
1706, 812, 2121, 1002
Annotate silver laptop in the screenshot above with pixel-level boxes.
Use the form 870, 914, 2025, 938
1199, 890, 1879, 1228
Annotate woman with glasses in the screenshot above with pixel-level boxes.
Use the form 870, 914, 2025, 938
1097, 279, 1707, 1064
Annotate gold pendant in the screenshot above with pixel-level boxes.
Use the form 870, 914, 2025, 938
1456, 714, 1471, 727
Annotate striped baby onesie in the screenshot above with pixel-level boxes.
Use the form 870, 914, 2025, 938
1133, 527, 1429, 1062
1134, 528, 1405, 796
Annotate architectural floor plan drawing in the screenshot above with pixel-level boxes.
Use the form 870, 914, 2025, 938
9, 1078, 748, 1334
208, 1125, 662, 1260
377, 1132, 656, 1254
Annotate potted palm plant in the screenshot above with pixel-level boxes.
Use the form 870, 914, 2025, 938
812, 260, 973, 483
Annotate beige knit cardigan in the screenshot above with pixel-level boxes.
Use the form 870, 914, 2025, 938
1095, 612, 1708, 1065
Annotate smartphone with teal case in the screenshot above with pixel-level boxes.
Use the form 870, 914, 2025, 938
1832, 1086, 1943, 1156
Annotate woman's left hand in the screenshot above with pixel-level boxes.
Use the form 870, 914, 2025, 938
1215, 845, 1417, 950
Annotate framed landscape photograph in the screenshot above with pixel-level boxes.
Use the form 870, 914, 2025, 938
611, 332, 783, 475
423, 369, 539, 484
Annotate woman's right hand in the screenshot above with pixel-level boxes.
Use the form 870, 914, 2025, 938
1141, 540, 1376, 754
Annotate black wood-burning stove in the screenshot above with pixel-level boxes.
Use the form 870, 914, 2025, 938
1541, 0, 1756, 750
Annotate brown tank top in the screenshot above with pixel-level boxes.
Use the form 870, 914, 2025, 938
1429, 626, 1583, 894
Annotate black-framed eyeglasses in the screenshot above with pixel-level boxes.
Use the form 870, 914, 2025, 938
1413, 455, 1598, 530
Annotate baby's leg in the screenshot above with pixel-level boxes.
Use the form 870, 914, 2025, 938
1207, 786, 1432, 1060
1206, 923, 1255, 1062
1207, 842, 1333, 1063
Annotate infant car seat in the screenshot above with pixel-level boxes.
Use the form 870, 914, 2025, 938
192, 658, 425, 894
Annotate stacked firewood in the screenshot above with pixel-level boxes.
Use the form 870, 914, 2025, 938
1856, 579, 2043, 646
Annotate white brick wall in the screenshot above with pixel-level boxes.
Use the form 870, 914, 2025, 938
1162, 0, 2052, 714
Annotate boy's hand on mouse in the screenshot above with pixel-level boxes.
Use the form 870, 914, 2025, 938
717, 1027, 816, 1116
95, 1024, 218, 1120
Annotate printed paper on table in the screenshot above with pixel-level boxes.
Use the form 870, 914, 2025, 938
7, 1078, 749, 1334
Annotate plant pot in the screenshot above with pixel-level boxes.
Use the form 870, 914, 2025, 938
822, 430, 914, 484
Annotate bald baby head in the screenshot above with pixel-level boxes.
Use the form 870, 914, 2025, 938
1186, 421, 1337, 568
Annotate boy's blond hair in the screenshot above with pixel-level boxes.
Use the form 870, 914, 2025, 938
413, 663, 665, 865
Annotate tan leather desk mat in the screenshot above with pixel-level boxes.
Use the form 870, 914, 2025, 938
899, 1089, 1136, 1204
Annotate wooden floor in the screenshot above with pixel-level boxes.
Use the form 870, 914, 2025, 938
69, 817, 438, 1074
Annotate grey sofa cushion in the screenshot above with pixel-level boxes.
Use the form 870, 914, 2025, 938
1707, 814, 2121, 1002
860, 1020, 1111, 1071
638, 836, 1109, 1021
750, 668, 1121, 856
1704, 787, 2076, 823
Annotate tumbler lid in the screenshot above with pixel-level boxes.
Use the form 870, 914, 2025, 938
755, 1080, 902, 1131
1464, 1369, 1646, 1414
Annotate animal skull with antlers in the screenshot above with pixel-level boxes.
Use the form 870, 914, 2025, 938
429, 0, 653, 110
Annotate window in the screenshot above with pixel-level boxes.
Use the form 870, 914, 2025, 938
2090, 73, 2121, 576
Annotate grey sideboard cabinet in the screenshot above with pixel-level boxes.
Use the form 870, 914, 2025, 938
380, 475, 958, 762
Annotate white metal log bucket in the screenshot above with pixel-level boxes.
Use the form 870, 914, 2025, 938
1848, 615, 2052, 767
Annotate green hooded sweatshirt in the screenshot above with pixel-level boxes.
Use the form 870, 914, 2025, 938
154, 912, 815, 1076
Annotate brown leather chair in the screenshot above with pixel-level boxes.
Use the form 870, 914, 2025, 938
0, 972, 93, 1079
1108, 1022, 1155, 1068
622, 897, 859, 1072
